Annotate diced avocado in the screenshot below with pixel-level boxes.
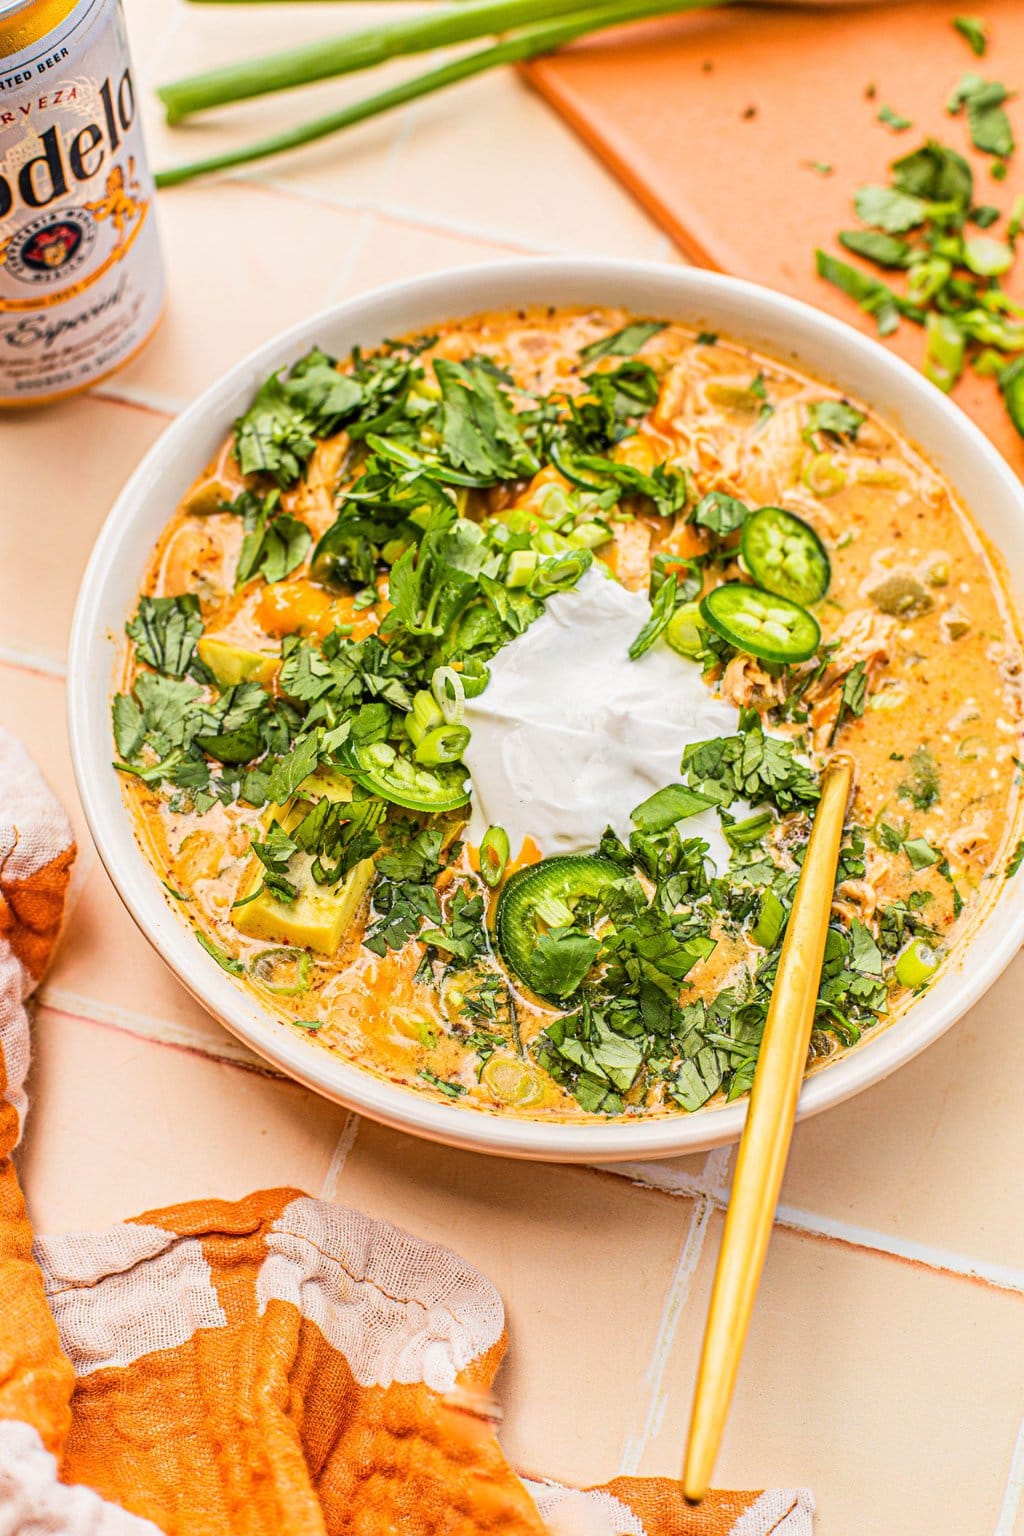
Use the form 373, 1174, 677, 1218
197, 634, 278, 687
231, 774, 371, 955
182, 473, 234, 517
233, 855, 375, 955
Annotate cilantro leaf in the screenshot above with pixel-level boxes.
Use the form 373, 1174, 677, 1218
838, 229, 913, 268
126, 595, 203, 678
904, 836, 941, 870
112, 693, 145, 759
892, 141, 973, 206
815, 250, 905, 336
579, 321, 667, 362
530, 927, 601, 1002
690, 490, 749, 535
854, 184, 931, 233
631, 783, 715, 832
948, 73, 1015, 158
233, 492, 311, 588
266, 731, 324, 804
806, 401, 865, 441
196, 931, 243, 975
898, 745, 941, 811
434, 357, 539, 482
878, 104, 913, 133
953, 15, 987, 56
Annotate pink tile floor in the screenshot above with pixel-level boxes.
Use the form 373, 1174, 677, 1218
3, 5, 1023, 1530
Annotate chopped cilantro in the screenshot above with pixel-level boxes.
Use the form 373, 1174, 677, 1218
195, 931, 243, 975
806, 400, 866, 442
953, 16, 987, 57
898, 745, 941, 811
878, 104, 913, 133
127, 595, 203, 679
948, 73, 1015, 159
579, 320, 667, 362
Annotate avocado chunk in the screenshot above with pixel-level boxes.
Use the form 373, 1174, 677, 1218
231, 773, 372, 955
197, 634, 278, 687
233, 856, 375, 954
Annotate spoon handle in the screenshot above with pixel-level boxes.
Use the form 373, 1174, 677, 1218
682, 754, 855, 1502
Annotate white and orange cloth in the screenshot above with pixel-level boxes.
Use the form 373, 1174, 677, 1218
0, 727, 813, 1535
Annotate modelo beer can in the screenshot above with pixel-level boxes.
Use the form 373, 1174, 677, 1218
0, 0, 163, 405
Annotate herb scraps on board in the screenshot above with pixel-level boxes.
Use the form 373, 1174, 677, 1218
816, 47, 1024, 439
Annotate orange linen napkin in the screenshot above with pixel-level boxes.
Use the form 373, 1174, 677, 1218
0, 728, 813, 1535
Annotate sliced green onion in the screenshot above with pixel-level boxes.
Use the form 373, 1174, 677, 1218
568, 520, 613, 550
533, 528, 573, 558
414, 723, 471, 766
506, 549, 540, 587
155, 1, 731, 188
431, 665, 465, 725
963, 235, 1014, 276
955, 734, 990, 761
406, 688, 444, 747
895, 938, 940, 988
479, 825, 511, 888
752, 888, 785, 948
664, 601, 706, 658
527, 547, 593, 598
250, 946, 312, 996
293, 1019, 322, 1032
724, 810, 774, 848
481, 1054, 545, 1105
924, 312, 966, 393
802, 452, 847, 497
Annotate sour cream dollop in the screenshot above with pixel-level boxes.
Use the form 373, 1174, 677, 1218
463, 570, 741, 869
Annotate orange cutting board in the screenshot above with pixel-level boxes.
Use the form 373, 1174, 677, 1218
523, 1, 1024, 474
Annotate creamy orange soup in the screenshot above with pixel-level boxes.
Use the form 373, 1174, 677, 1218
114, 307, 1023, 1120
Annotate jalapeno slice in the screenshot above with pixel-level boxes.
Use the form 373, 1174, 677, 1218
495, 855, 622, 1001
348, 741, 470, 814
740, 507, 830, 605
700, 582, 820, 664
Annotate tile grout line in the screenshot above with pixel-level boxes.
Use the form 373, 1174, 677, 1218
617, 1170, 716, 1476
994, 1411, 1024, 1536
89, 379, 186, 417
0, 646, 67, 680
597, 1159, 1024, 1296
36, 985, 275, 1075
318, 1113, 362, 1201
234, 173, 566, 257
324, 210, 381, 306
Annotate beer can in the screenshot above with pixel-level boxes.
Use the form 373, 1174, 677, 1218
0, 0, 164, 406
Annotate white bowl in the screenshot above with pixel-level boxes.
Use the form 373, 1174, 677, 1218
68, 257, 1024, 1162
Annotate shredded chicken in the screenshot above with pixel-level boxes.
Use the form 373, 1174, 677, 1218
721, 654, 788, 710
831, 878, 878, 925
807, 608, 896, 749
609, 520, 652, 592
286, 432, 348, 540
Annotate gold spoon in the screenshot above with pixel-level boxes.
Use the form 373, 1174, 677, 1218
682, 754, 855, 1503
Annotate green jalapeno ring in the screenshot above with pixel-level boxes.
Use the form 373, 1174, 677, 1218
495, 854, 622, 1002
700, 582, 821, 665
349, 741, 470, 814
740, 507, 831, 606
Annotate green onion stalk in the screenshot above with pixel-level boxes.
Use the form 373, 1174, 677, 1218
159, 0, 636, 121
155, 0, 731, 187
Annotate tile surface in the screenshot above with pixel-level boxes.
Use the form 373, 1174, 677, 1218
6, 1, 1021, 1531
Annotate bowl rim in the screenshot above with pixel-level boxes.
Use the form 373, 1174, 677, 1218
67, 253, 1024, 1163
